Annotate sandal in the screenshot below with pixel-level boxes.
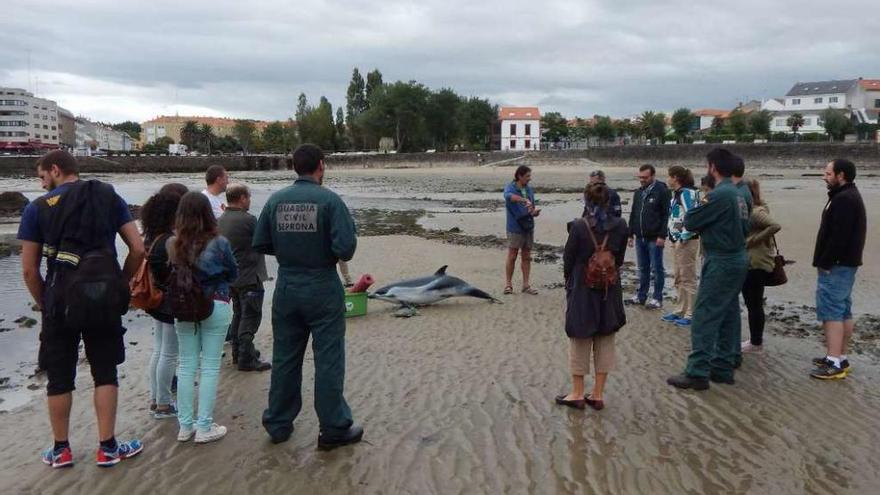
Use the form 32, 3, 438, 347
584, 395, 605, 411
555, 395, 586, 410
522, 286, 538, 295
503, 286, 514, 295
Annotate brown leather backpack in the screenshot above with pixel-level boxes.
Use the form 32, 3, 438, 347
130, 237, 164, 311
582, 218, 618, 292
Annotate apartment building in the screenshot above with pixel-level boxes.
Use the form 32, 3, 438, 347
499, 107, 540, 151
763, 78, 879, 134
75, 117, 135, 153
0, 87, 60, 151
141, 115, 270, 145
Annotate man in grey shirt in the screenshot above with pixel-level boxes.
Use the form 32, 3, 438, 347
219, 183, 271, 372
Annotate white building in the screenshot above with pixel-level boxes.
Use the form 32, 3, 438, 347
0, 87, 60, 151
763, 79, 878, 134
75, 118, 135, 153
499, 107, 540, 151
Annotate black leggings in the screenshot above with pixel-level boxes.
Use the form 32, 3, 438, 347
741, 269, 770, 346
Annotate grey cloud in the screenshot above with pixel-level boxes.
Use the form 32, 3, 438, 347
1, 0, 878, 122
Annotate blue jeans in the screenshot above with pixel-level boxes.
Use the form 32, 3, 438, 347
176, 301, 232, 431
816, 266, 857, 322
149, 319, 178, 406
635, 237, 665, 302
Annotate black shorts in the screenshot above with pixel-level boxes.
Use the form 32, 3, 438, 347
39, 314, 126, 396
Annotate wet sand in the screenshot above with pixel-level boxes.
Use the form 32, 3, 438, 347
1, 164, 879, 494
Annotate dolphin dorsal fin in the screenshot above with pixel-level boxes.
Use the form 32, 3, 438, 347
434, 265, 448, 276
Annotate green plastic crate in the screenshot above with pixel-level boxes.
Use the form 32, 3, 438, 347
344, 292, 368, 318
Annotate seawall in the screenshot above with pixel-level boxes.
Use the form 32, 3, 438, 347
1, 143, 877, 175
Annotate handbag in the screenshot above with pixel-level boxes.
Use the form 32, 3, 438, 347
130, 236, 165, 310
765, 236, 788, 287
516, 213, 535, 232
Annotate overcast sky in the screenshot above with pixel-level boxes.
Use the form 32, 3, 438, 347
2, 0, 878, 123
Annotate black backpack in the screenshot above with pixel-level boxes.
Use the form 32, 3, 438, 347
47, 249, 130, 329
167, 262, 214, 322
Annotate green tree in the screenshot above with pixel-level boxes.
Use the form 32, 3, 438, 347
457, 97, 495, 150
180, 120, 200, 149
725, 109, 749, 138
593, 116, 616, 141
614, 118, 637, 139
638, 111, 667, 140
671, 108, 694, 141
748, 110, 773, 138
359, 80, 431, 152
143, 135, 175, 153
335, 107, 348, 150
233, 119, 257, 154
821, 108, 854, 141
425, 88, 462, 151
710, 116, 725, 135
313, 96, 337, 150
569, 118, 592, 142
786, 113, 805, 137
111, 121, 142, 140
295, 93, 311, 143
346, 68, 367, 149
214, 135, 239, 153
199, 123, 215, 153
262, 121, 288, 153
365, 69, 383, 102
541, 112, 569, 143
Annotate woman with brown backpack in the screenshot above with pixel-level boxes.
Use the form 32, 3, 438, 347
556, 183, 629, 411
138, 188, 185, 420
167, 192, 238, 444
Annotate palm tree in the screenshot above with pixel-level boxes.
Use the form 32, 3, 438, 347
180, 120, 200, 150
787, 113, 805, 141
199, 123, 215, 154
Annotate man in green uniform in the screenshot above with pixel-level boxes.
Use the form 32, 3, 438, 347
253, 144, 363, 450
668, 148, 750, 390
730, 154, 753, 369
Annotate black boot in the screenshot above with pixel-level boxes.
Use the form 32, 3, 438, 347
709, 374, 735, 385
318, 425, 364, 451
238, 337, 270, 371
667, 374, 710, 390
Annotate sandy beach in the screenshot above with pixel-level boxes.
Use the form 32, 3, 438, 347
1, 163, 879, 494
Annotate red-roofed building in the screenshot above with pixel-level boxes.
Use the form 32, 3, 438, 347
499, 107, 540, 151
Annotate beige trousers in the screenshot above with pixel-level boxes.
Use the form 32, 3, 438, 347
569, 335, 616, 375
672, 239, 699, 318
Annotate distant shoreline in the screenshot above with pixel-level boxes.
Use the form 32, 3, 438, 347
0, 142, 878, 175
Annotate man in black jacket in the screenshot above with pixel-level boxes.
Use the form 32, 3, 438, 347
628, 164, 670, 309
810, 159, 867, 380
219, 183, 272, 372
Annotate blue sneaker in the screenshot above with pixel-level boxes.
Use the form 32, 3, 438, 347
95, 439, 143, 467
661, 313, 681, 323
41, 446, 74, 468
674, 317, 692, 327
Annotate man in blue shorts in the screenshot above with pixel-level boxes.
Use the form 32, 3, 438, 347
18, 150, 145, 468
810, 159, 867, 380
503, 165, 541, 295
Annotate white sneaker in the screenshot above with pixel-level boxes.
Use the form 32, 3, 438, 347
177, 425, 195, 442
627, 295, 644, 305
645, 299, 662, 310
194, 423, 227, 444
741, 341, 763, 353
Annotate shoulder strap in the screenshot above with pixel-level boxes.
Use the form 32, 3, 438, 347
582, 217, 600, 250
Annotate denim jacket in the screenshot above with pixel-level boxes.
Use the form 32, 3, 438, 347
167, 236, 239, 300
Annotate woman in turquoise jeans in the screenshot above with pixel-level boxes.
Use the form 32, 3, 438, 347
168, 192, 238, 444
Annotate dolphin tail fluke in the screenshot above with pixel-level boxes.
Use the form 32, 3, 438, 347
467, 287, 503, 304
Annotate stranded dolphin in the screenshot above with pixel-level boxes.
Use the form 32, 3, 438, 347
369, 265, 501, 307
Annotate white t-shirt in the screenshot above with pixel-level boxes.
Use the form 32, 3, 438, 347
202, 189, 226, 219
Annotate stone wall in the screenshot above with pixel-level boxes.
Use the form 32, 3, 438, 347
1, 143, 877, 175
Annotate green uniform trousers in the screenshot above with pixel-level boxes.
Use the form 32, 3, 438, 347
685, 252, 748, 379
262, 274, 353, 438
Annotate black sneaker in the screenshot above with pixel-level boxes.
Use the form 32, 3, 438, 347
667, 374, 709, 390
318, 425, 364, 451
811, 357, 851, 374
810, 364, 847, 380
